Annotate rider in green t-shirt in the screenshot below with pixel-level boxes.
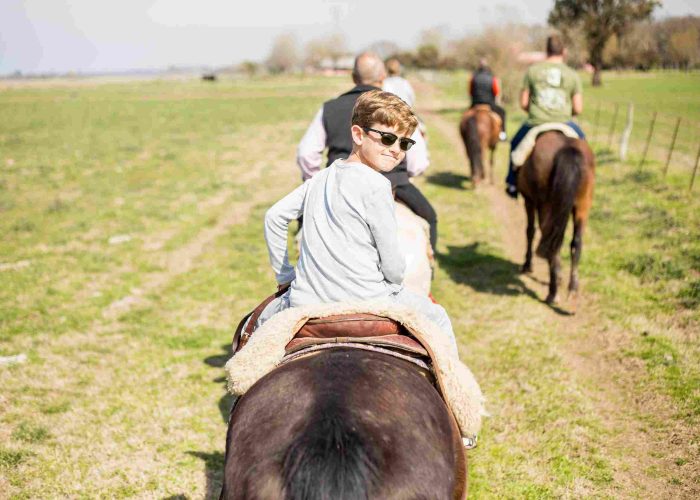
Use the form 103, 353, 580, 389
505, 34, 585, 198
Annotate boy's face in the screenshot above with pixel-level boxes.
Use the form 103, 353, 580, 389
350, 122, 411, 173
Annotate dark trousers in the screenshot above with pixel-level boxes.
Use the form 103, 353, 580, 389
394, 183, 438, 250
505, 121, 586, 186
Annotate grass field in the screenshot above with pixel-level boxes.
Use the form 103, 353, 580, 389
1, 71, 698, 498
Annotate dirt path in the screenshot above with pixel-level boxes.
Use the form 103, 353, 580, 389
415, 79, 697, 498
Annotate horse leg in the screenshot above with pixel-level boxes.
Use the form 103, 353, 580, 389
489, 147, 495, 185
522, 199, 535, 273
546, 253, 562, 304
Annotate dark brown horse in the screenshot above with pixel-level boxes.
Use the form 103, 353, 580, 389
220, 347, 467, 500
459, 105, 500, 185
518, 131, 595, 307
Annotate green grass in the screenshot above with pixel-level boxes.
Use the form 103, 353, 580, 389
1, 71, 698, 497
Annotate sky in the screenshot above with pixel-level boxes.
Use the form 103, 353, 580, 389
1, 0, 698, 75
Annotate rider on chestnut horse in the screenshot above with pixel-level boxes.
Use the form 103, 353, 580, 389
469, 58, 507, 142
505, 34, 586, 198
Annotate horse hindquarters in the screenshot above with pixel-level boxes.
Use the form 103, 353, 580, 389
461, 116, 483, 181
536, 145, 583, 260
222, 349, 463, 500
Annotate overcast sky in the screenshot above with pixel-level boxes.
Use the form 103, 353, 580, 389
1, 0, 698, 75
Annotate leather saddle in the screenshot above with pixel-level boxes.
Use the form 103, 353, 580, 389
232, 288, 427, 359
463, 104, 502, 130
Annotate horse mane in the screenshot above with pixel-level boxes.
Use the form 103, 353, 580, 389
536, 142, 583, 259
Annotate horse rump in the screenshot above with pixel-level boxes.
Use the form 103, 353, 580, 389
461, 115, 482, 179
536, 144, 583, 259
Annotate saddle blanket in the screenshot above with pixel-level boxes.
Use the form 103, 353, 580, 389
511, 122, 580, 168
225, 300, 486, 440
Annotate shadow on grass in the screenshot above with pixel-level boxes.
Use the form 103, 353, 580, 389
186, 451, 224, 500
438, 242, 575, 315
426, 171, 471, 190
438, 242, 536, 297
433, 106, 466, 116
205, 344, 235, 424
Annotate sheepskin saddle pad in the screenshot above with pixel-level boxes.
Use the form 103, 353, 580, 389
510, 122, 580, 168
225, 300, 487, 440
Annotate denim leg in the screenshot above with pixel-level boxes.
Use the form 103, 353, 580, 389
391, 288, 458, 354
506, 123, 532, 185
241, 290, 291, 333
566, 121, 586, 139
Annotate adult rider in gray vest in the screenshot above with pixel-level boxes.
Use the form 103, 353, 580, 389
469, 58, 507, 142
297, 52, 438, 251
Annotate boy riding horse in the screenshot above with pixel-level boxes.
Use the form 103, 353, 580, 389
505, 34, 585, 198
258, 90, 457, 347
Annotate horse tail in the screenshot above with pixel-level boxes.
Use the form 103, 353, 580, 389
463, 115, 482, 178
282, 407, 378, 500
536, 144, 583, 259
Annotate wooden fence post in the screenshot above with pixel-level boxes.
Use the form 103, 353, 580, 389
639, 111, 657, 171
607, 103, 619, 150
619, 103, 634, 161
664, 117, 681, 177
690, 142, 700, 192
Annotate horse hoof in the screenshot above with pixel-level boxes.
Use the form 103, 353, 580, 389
567, 290, 579, 313
545, 294, 558, 305
521, 263, 533, 274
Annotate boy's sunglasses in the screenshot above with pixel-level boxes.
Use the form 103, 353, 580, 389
362, 127, 416, 151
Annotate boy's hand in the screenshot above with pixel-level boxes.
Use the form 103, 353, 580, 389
277, 282, 291, 293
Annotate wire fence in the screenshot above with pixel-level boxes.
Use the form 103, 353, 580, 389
578, 99, 700, 191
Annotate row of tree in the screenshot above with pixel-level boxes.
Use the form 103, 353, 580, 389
254, 4, 698, 88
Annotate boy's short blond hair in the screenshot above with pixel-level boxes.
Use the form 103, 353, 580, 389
351, 90, 418, 135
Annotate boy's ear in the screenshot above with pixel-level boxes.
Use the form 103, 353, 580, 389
350, 124, 363, 147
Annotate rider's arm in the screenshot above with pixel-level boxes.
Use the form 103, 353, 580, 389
519, 89, 530, 112
264, 182, 309, 285
406, 128, 429, 177
468, 77, 474, 97
520, 69, 531, 112
297, 107, 326, 181
571, 73, 583, 116
365, 185, 406, 285
572, 93, 583, 116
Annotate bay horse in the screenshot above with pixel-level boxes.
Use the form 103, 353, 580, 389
459, 106, 500, 185
220, 347, 467, 499
518, 131, 595, 306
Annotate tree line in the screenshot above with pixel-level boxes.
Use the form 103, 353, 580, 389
249, 7, 697, 89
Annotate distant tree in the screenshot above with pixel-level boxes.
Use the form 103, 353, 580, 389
266, 33, 299, 74
239, 61, 259, 77
414, 44, 440, 69
304, 34, 348, 70
668, 26, 699, 69
366, 40, 400, 60
549, 0, 659, 86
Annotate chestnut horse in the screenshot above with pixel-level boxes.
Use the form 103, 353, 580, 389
220, 347, 466, 499
459, 106, 500, 185
518, 131, 595, 306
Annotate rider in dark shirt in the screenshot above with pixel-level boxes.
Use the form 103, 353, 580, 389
469, 59, 507, 141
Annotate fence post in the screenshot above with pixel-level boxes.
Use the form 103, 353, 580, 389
593, 103, 601, 143
690, 142, 700, 192
664, 117, 681, 177
619, 103, 634, 161
607, 103, 619, 150
639, 111, 657, 171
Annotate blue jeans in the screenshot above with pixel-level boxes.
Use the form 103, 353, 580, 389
506, 121, 585, 186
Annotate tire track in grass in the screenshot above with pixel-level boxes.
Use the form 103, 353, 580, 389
416, 78, 694, 497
